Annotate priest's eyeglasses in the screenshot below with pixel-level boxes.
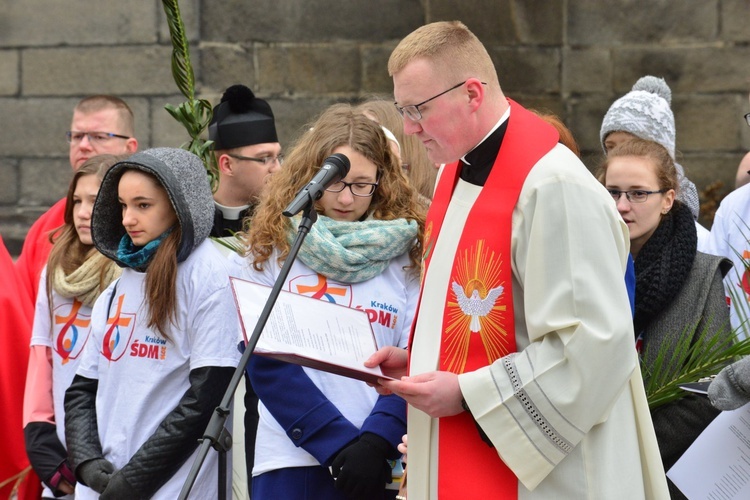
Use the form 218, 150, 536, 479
227, 153, 284, 166
66, 131, 131, 144
326, 180, 379, 197
395, 81, 487, 122
607, 189, 666, 203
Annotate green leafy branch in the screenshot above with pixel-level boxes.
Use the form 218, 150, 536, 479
161, 0, 218, 189
643, 217, 750, 410
643, 320, 750, 409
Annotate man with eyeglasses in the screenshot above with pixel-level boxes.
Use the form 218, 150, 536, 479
15, 95, 138, 306
207, 84, 282, 499
366, 21, 668, 499
208, 84, 283, 239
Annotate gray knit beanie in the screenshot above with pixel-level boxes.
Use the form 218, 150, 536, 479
601, 76, 676, 159
92, 147, 215, 266
600, 76, 700, 220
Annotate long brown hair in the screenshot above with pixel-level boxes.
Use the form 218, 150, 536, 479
246, 103, 425, 275
124, 169, 181, 340
46, 154, 124, 309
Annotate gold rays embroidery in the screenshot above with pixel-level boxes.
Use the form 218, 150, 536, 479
444, 240, 510, 373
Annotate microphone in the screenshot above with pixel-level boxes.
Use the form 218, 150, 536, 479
283, 153, 351, 217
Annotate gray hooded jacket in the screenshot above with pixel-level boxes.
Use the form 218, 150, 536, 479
92, 147, 215, 267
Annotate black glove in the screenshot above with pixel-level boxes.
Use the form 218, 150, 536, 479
24, 421, 76, 495
77, 458, 115, 493
100, 470, 140, 500
48, 461, 76, 496
331, 433, 393, 499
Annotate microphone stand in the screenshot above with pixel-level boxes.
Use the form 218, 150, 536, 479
178, 203, 318, 500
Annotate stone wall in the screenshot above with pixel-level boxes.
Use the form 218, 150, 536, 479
1, 0, 749, 255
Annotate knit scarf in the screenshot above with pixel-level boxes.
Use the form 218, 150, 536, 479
287, 215, 418, 284
52, 250, 122, 307
633, 201, 696, 336
117, 227, 173, 271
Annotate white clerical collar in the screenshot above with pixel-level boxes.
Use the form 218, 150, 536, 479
460, 106, 511, 166
214, 201, 251, 220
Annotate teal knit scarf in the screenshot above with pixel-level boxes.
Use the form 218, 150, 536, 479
117, 227, 174, 271
287, 216, 418, 283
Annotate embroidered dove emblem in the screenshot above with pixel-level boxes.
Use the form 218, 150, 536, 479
452, 281, 504, 333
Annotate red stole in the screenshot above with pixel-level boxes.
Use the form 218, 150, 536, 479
415, 100, 558, 498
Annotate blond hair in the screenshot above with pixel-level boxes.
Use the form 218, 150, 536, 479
74, 95, 135, 136
388, 21, 499, 88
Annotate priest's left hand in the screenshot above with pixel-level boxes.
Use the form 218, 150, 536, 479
378, 371, 463, 418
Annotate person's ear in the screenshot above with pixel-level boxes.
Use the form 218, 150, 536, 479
663, 189, 675, 213
465, 78, 485, 110
217, 154, 234, 175
125, 138, 138, 154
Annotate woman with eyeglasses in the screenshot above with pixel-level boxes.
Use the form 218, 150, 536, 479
230, 103, 425, 500
597, 137, 731, 499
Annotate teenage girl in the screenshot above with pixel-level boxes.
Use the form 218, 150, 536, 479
64, 148, 241, 499
233, 104, 425, 499
23, 155, 123, 498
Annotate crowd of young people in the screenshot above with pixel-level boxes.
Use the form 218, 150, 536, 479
6, 19, 750, 500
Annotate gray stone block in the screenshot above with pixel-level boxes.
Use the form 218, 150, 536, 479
431, 0, 563, 45
490, 47, 560, 95
569, 0, 718, 45
721, 0, 750, 42
0, 51, 19, 95
568, 96, 614, 152
19, 158, 71, 206
0, 160, 21, 205
674, 95, 740, 152
563, 49, 611, 95
200, 44, 256, 94
23, 46, 175, 96
0, 0, 156, 47
362, 45, 397, 96
270, 98, 350, 147
516, 97, 565, 120
202, 0, 423, 43
257, 46, 361, 95
614, 47, 750, 93
0, 98, 80, 156
682, 153, 741, 196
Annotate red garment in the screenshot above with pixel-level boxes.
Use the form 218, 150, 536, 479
0, 234, 41, 499
15, 199, 66, 309
417, 101, 558, 499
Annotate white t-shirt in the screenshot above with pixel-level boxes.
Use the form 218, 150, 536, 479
229, 250, 418, 476
30, 266, 94, 449
706, 183, 750, 339
75, 240, 241, 499
30, 266, 92, 500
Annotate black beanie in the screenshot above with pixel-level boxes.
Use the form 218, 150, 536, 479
208, 85, 278, 150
